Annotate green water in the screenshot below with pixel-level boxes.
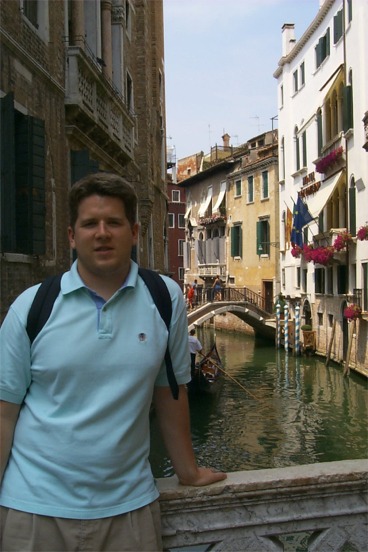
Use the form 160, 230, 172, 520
150, 330, 368, 478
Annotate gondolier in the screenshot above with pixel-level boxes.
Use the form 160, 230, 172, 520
188, 329, 203, 379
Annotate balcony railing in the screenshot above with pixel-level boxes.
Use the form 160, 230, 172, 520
65, 45, 134, 162
198, 263, 226, 277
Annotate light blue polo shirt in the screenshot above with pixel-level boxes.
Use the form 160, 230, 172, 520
0, 260, 191, 519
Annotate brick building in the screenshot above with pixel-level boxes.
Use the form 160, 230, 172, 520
0, 0, 168, 319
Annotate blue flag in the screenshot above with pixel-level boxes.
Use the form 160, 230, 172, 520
290, 196, 314, 247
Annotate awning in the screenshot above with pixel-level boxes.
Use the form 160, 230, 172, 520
212, 182, 226, 213
304, 170, 345, 218
198, 188, 212, 217
184, 205, 192, 219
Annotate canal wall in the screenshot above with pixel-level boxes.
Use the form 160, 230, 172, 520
158, 459, 368, 551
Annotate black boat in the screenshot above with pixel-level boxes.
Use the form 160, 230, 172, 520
187, 343, 223, 395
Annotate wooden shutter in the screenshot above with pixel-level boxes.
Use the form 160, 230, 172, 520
343, 85, 353, 132
256, 221, 262, 255
0, 93, 16, 251
317, 110, 323, 156
349, 185, 356, 236
15, 114, 46, 254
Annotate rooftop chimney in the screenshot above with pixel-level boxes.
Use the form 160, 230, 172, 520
222, 133, 230, 148
281, 23, 296, 57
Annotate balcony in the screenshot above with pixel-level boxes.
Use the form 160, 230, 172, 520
65, 46, 134, 165
198, 263, 226, 278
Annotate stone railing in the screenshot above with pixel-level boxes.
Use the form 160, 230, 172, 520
198, 263, 226, 278
65, 46, 134, 162
157, 459, 367, 551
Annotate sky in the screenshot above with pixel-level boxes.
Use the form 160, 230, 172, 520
163, 0, 321, 160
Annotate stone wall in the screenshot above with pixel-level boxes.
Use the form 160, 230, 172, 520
158, 459, 368, 551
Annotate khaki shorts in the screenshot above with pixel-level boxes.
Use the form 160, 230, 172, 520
0, 501, 163, 552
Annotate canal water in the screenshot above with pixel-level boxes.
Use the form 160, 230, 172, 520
150, 329, 368, 478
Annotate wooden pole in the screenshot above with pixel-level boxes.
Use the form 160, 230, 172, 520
325, 320, 336, 367
343, 319, 356, 376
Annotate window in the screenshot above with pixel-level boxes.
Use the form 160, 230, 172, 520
295, 127, 300, 171
261, 171, 269, 199
349, 177, 356, 236
178, 239, 184, 256
302, 131, 307, 168
280, 85, 284, 108
125, 0, 132, 37
315, 27, 330, 68
334, 9, 343, 43
256, 219, 270, 256
172, 190, 180, 202
168, 213, 174, 228
300, 62, 305, 87
317, 108, 323, 156
315, 268, 325, 293
235, 179, 242, 197
326, 267, 333, 294
126, 72, 133, 113
337, 265, 347, 294
296, 267, 301, 288
318, 312, 323, 326
302, 269, 308, 292
0, 93, 46, 255
178, 267, 185, 281
23, 0, 38, 27
328, 314, 334, 327
293, 70, 298, 93
178, 214, 185, 228
247, 176, 254, 203
343, 70, 354, 132
363, 263, 368, 312
347, 0, 352, 23
231, 224, 242, 258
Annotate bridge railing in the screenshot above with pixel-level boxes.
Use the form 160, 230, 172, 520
191, 286, 273, 315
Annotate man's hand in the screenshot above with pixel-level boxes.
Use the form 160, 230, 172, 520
177, 466, 227, 487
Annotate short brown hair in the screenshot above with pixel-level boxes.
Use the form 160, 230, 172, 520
69, 172, 138, 228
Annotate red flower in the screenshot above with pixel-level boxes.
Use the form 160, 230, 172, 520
343, 304, 362, 321
315, 146, 344, 174
357, 225, 368, 241
333, 231, 352, 251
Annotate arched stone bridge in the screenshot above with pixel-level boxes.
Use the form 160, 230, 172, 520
187, 287, 276, 341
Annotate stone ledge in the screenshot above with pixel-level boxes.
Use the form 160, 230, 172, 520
158, 460, 368, 551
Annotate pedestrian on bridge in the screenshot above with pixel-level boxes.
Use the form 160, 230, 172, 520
212, 276, 222, 301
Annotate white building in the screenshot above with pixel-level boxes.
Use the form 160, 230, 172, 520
274, 0, 368, 375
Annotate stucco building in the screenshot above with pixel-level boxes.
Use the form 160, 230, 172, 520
274, 0, 368, 375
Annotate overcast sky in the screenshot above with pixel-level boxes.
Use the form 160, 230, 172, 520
163, 0, 320, 160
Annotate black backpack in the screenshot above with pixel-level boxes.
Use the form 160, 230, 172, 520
26, 268, 179, 399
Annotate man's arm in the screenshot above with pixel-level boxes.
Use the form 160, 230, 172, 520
153, 385, 227, 486
0, 400, 21, 483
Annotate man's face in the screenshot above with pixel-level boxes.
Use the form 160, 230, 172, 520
68, 194, 139, 283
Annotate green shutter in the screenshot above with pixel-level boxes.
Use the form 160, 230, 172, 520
349, 186, 356, 236
315, 42, 321, 68
256, 221, 262, 255
343, 85, 353, 132
15, 114, 45, 254
334, 10, 343, 44
302, 132, 307, 167
317, 110, 323, 155
0, 93, 16, 251
326, 27, 330, 57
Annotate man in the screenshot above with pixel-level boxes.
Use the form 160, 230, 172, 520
188, 328, 203, 379
0, 173, 226, 552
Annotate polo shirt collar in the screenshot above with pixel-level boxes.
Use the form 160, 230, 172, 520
61, 259, 140, 295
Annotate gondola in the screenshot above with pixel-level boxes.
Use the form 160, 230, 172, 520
187, 342, 223, 395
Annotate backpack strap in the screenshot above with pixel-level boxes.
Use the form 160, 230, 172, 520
26, 274, 62, 344
138, 267, 179, 400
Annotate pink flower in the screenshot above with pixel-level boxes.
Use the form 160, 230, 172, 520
343, 304, 362, 321
291, 244, 303, 258
357, 225, 368, 241
315, 146, 344, 174
333, 231, 352, 251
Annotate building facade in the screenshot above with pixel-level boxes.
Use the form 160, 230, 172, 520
178, 131, 279, 322
0, 0, 168, 319
274, 0, 368, 375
